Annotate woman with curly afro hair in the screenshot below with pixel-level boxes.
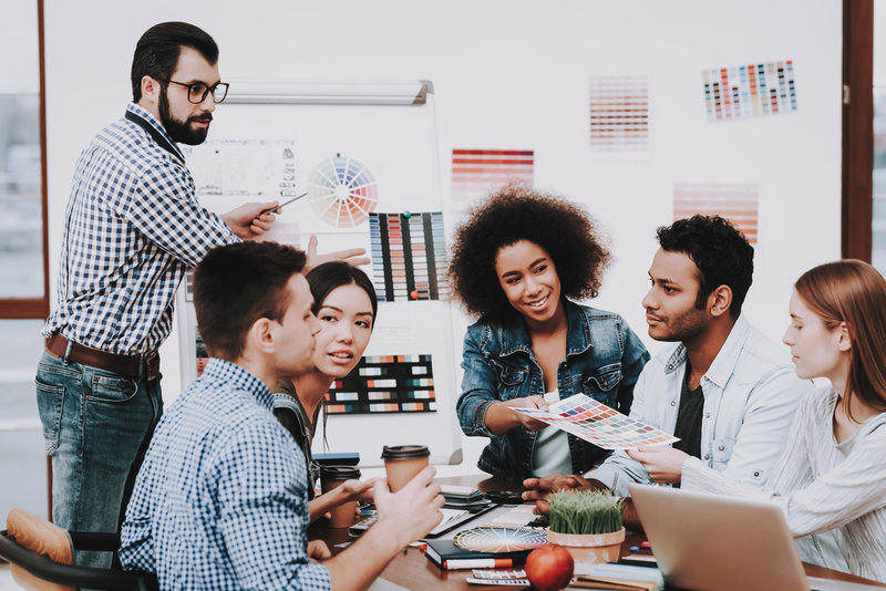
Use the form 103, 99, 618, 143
450, 185, 650, 483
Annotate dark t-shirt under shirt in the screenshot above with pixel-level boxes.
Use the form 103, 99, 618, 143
673, 365, 704, 461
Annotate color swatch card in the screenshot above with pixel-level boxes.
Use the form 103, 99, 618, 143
589, 76, 650, 152
703, 60, 797, 121
307, 153, 379, 228
512, 394, 678, 450
451, 148, 535, 205
674, 183, 759, 244
369, 211, 448, 301
325, 354, 437, 414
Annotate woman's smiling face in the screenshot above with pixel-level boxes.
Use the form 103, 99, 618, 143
494, 240, 562, 323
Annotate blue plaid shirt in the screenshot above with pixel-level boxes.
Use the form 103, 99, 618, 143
43, 103, 237, 354
119, 358, 332, 590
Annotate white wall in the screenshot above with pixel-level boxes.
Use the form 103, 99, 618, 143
43, 0, 843, 474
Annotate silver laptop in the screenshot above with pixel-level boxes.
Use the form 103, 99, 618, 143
628, 484, 881, 591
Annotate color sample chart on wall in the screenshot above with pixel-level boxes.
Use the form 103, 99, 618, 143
703, 60, 797, 121
512, 394, 679, 450
674, 183, 759, 244
325, 354, 437, 414
369, 211, 448, 301
589, 76, 650, 151
450, 148, 535, 204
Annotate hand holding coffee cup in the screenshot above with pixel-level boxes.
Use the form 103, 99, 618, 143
381, 445, 431, 492
319, 465, 364, 528
372, 465, 445, 547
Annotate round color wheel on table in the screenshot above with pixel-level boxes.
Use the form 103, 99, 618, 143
307, 153, 378, 228
452, 527, 548, 553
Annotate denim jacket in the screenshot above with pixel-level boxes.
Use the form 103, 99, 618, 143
457, 300, 650, 482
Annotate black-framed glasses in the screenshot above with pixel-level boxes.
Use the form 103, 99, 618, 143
167, 80, 230, 104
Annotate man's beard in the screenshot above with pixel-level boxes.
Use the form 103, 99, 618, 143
158, 86, 210, 145
650, 306, 708, 343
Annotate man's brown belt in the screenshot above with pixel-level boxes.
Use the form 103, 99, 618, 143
45, 333, 159, 379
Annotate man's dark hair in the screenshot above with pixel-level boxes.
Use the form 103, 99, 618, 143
194, 242, 307, 361
307, 262, 378, 322
131, 22, 219, 102
656, 215, 754, 317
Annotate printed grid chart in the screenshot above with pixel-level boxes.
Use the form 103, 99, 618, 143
451, 149, 534, 204
513, 394, 678, 450
673, 183, 759, 244
589, 76, 650, 151
703, 60, 797, 121
325, 354, 437, 414
369, 212, 448, 301
307, 153, 378, 228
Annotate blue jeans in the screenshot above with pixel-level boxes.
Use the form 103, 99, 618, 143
35, 350, 163, 569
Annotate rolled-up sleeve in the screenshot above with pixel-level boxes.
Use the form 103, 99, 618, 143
456, 327, 498, 438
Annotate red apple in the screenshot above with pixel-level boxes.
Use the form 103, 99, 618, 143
525, 544, 574, 591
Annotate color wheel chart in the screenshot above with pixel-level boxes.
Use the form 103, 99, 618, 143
307, 153, 378, 228
512, 394, 679, 450
589, 76, 650, 151
453, 528, 548, 553
325, 354, 436, 414
450, 148, 534, 204
369, 212, 448, 301
674, 183, 759, 244
703, 60, 797, 121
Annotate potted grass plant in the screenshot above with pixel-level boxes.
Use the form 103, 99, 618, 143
546, 489, 625, 567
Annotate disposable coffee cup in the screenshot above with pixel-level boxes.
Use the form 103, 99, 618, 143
381, 445, 430, 492
320, 464, 361, 528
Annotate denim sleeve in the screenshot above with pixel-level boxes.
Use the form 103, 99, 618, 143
585, 363, 656, 495
615, 320, 650, 416
456, 327, 498, 438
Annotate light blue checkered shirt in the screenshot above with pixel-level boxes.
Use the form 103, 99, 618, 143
119, 358, 332, 590
43, 102, 237, 354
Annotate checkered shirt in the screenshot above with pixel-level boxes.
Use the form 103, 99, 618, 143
119, 358, 332, 590
42, 102, 237, 354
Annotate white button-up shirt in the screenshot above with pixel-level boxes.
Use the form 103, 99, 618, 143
588, 314, 811, 493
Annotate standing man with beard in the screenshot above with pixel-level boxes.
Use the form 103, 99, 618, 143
36, 22, 365, 568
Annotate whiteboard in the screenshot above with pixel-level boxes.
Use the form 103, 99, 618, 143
176, 80, 463, 467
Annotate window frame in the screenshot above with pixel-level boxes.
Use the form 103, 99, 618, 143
0, 0, 49, 319
842, 0, 875, 261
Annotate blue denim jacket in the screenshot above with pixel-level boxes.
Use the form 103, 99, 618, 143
457, 300, 650, 482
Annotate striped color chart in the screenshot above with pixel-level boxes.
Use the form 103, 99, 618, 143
673, 183, 759, 244
369, 212, 448, 301
451, 149, 534, 204
589, 76, 650, 151
703, 60, 797, 121
325, 354, 437, 414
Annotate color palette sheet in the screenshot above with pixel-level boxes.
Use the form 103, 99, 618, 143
703, 60, 797, 121
674, 183, 759, 244
369, 211, 448, 301
307, 153, 378, 228
451, 148, 534, 204
325, 354, 437, 414
589, 76, 650, 151
512, 394, 678, 450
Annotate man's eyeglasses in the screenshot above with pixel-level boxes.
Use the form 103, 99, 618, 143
167, 80, 230, 104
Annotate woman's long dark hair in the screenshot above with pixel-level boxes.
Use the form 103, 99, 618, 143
305, 262, 378, 448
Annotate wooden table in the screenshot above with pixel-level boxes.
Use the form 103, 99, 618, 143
309, 474, 885, 589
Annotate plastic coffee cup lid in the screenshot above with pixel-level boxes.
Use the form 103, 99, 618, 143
320, 464, 361, 480
381, 445, 430, 460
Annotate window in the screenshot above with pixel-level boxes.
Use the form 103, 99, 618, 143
0, 0, 49, 520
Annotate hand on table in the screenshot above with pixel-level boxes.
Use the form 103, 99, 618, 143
521, 473, 605, 514
372, 466, 445, 547
304, 235, 370, 271
625, 446, 691, 485
222, 201, 278, 240
307, 540, 332, 562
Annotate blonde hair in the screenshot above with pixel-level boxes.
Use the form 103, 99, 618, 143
794, 260, 886, 420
